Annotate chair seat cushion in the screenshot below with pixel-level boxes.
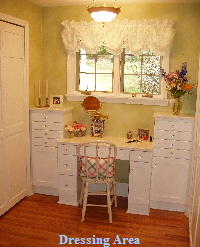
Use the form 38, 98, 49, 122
80, 156, 115, 178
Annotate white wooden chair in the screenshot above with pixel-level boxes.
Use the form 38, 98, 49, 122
77, 141, 117, 223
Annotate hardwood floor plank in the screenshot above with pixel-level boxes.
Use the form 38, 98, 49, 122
0, 194, 189, 247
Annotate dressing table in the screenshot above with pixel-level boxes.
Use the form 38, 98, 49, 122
57, 136, 153, 216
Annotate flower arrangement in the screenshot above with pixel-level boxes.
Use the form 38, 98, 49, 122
160, 62, 194, 98
65, 122, 87, 137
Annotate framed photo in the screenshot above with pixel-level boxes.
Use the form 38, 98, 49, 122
138, 128, 150, 141
50, 95, 63, 107
91, 119, 105, 137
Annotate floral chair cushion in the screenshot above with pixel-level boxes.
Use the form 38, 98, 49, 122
80, 156, 115, 179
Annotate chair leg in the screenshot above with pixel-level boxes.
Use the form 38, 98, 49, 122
79, 181, 85, 205
81, 182, 89, 222
113, 181, 117, 207
107, 183, 112, 224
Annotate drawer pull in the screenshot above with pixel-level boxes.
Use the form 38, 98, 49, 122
139, 155, 142, 158
66, 184, 68, 187
65, 164, 68, 167
170, 152, 173, 156
130, 168, 134, 172
44, 116, 47, 119
100, 152, 103, 155
64, 149, 68, 152
172, 125, 175, 128
154, 164, 157, 167
44, 125, 47, 128
171, 143, 174, 147
171, 134, 174, 137
45, 133, 47, 136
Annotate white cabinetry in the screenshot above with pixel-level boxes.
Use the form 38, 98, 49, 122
57, 142, 81, 206
127, 149, 152, 215
30, 108, 73, 195
151, 113, 194, 212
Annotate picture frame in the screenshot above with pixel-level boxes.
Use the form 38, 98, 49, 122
137, 128, 150, 141
91, 119, 105, 137
50, 95, 63, 107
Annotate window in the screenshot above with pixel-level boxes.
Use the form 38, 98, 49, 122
78, 46, 113, 92
67, 48, 169, 106
121, 49, 162, 95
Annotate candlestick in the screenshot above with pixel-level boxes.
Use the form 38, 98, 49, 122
37, 97, 42, 108
46, 79, 48, 99
45, 97, 49, 108
38, 79, 41, 99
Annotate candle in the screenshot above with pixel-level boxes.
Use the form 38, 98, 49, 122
38, 79, 41, 98
46, 79, 48, 99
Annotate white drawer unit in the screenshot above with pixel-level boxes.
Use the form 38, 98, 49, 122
30, 107, 73, 195
127, 149, 152, 216
57, 142, 81, 206
151, 112, 194, 212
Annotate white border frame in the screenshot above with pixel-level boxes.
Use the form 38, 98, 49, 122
50, 95, 63, 107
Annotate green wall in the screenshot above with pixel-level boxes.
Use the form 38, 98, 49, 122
1, 1, 200, 138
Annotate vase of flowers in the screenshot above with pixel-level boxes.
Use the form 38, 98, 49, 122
160, 62, 194, 115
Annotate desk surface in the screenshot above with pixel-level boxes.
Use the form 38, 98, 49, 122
58, 135, 153, 151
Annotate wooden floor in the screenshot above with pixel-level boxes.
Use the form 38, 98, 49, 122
0, 194, 189, 247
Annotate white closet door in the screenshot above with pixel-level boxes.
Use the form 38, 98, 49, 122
0, 20, 28, 216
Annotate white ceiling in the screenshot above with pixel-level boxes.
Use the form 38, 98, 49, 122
27, 0, 200, 7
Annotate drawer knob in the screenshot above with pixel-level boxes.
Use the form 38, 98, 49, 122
65, 164, 68, 167
44, 125, 47, 128
172, 125, 175, 128
45, 133, 47, 136
139, 155, 142, 158
44, 116, 47, 119
45, 142, 47, 144
130, 168, 134, 172
154, 164, 157, 167
171, 134, 174, 138
171, 143, 174, 147
66, 184, 68, 187
170, 152, 173, 156
64, 149, 68, 152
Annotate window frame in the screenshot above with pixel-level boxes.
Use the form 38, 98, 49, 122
66, 51, 169, 106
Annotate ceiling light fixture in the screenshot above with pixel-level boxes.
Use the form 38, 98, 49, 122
87, 0, 121, 23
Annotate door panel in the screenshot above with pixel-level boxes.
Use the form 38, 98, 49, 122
0, 19, 28, 216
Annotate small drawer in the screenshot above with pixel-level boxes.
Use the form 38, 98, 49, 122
117, 149, 130, 160
153, 147, 191, 160
58, 143, 77, 155
58, 154, 77, 175
31, 112, 62, 122
32, 121, 63, 131
130, 150, 152, 162
154, 139, 192, 150
32, 137, 58, 147
154, 129, 192, 141
155, 120, 193, 132
58, 175, 77, 194
32, 129, 62, 139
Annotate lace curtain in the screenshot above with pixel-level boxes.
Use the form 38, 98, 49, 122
61, 19, 175, 56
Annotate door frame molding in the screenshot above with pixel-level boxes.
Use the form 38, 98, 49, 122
0, 12, 32, 196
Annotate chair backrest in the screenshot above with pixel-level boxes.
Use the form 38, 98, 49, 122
77, 141, 117, 180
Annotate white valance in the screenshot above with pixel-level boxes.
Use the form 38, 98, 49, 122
61, 19, 175, 56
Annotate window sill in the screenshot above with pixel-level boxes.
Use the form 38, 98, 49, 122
66, 94, 169, 106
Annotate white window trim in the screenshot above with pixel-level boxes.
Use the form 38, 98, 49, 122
66, 52, 169, 106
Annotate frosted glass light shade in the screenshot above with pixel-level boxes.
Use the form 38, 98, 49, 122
88, 6, 121, 23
